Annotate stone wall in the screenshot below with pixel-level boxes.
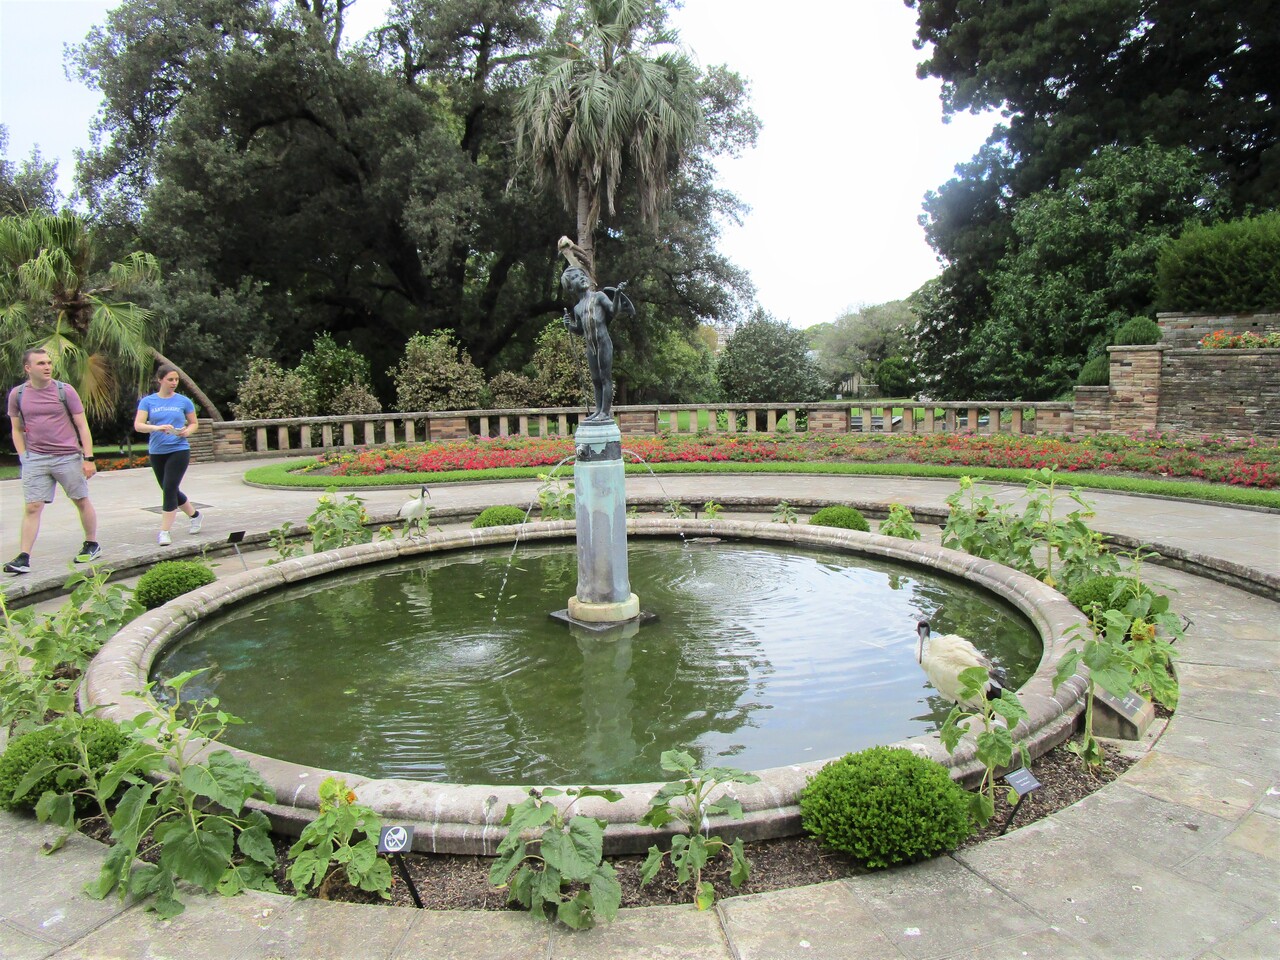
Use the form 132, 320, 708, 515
1107, 346, 1162, 434
1072, 387, 1112, 435
1157, 349, 1280, 439
188, 419, 217, 462
1157, 312, 1280, 348
1075, 315, 1280, 439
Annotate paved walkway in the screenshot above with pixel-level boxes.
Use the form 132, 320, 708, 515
0, 462, 1277, 958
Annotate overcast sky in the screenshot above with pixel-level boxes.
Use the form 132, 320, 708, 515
0, 0, 998, 328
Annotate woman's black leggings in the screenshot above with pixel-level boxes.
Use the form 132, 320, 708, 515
149, 450, 191, 512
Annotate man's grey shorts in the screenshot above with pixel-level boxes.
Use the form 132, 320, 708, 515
21, 452, 90, 504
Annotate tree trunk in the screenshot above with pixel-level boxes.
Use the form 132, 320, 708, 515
577, 173, 595, 284
151, 349, 226, 421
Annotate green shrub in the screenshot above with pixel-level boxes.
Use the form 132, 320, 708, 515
1077, 354, 1110, 386
389, 331, 485, 412
800, 747, 972, 868
809, 506, 870, 532
472, 505, 529, 528
1156, 212, 1280, 313
231, 357, 310, 420
0, 718, 128, 811
487, 370, 540, 409
133, 561, 217, 610
1067, 575, 1154, 623
530, 320, 590, 407
1112, 317, 1162, 346
328, 381, 382, 417
297, 334, 381, 416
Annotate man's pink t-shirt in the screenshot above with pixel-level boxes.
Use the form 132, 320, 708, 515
6, 381, 85, 455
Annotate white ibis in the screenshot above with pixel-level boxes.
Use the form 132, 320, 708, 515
398, 485, 431, 536
915, 620, 1007, 709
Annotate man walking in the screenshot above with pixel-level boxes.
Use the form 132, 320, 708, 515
5, 348, 101, 574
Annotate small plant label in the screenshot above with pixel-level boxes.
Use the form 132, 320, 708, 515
1004, 767, 1042, 797
378, 825, 414, 853
1095, 688, 1147, 719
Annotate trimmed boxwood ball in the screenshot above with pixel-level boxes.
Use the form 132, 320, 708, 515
471, 505, 529, 529
1077, 354, 1110, 386
133, 560, 217, 609
800, 746, 972, 868
808, 505, 870, 532
1112, 317, 1163, 346
1067, 575, 1153, 623
0, 718, 129, 811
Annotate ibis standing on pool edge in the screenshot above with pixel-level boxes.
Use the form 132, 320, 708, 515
398, 485, 431, 536
915, 620, 1008, 709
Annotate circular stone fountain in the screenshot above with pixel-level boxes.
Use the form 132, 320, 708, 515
83, 519, 1090, 855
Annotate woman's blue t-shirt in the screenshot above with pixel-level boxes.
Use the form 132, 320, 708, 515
138, 392, 195, 454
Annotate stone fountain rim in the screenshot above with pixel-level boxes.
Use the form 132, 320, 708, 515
81, 518, 1090, 855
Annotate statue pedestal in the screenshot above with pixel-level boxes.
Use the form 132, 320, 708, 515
566, 420, 638, 625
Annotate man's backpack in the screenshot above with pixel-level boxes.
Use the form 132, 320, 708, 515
13, 380, 73, 428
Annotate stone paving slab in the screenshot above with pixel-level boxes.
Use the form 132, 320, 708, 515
0, 919, 61, 960
939, 928, 1100, 960
239, 897, 418, 960
392, 910, 550, 960
1119, 752, 1268, 821
1042, 783, 1237, 869
1174, 811, 1280, 910
836, 857, 1046, 959
47, 891, 296, 960
1153, 708, 1279, 780
717, 882, 904, 959
955, 817, 1262, 960
1196, 915, 1280, 960
549, 904, 731, 960
0, 822, 128, 949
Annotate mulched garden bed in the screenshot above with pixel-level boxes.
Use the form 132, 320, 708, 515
281, 736, 1136, 911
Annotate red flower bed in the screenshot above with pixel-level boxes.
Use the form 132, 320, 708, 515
305, 430, 1279, 489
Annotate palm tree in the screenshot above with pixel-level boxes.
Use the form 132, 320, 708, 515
0, 211, 223, 420
516, 0, 702, 276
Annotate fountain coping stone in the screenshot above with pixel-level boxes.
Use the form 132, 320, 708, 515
80, 519, 1090, 855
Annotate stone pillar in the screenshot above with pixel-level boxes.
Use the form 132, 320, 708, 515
567, 421, 639, 623
188, 419, 217, 462
1108, 345, 1163, 433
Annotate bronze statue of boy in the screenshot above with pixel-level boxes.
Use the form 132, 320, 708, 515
560, 261, 634, 424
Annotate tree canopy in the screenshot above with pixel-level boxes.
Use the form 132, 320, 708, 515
906, 0, 1280, 397
0, 211, 160, 418
716, 310, 826, 404
66, 0, 757, 412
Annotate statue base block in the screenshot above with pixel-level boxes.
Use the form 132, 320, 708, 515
567, 592, 640, 623
550, 606, 657, 634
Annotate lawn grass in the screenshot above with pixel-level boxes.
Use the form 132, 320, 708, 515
243, 457, 1280, 509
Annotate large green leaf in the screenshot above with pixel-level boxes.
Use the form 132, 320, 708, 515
541, 816, 604, 883
589, 861, 621, 922
159, 818, 234, 892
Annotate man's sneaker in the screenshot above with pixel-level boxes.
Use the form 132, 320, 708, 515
4, 553, 31, 575
189, 511, 203, 534
158, 531, 172, 546
74, 542, 101, 563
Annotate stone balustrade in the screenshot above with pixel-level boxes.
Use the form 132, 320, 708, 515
198, 400, 1075, 461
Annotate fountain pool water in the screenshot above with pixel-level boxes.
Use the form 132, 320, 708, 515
151, 539, 1042, 784
83, 520, 1091, 854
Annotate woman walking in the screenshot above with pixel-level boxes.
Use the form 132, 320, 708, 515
135, 365, 202, 545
